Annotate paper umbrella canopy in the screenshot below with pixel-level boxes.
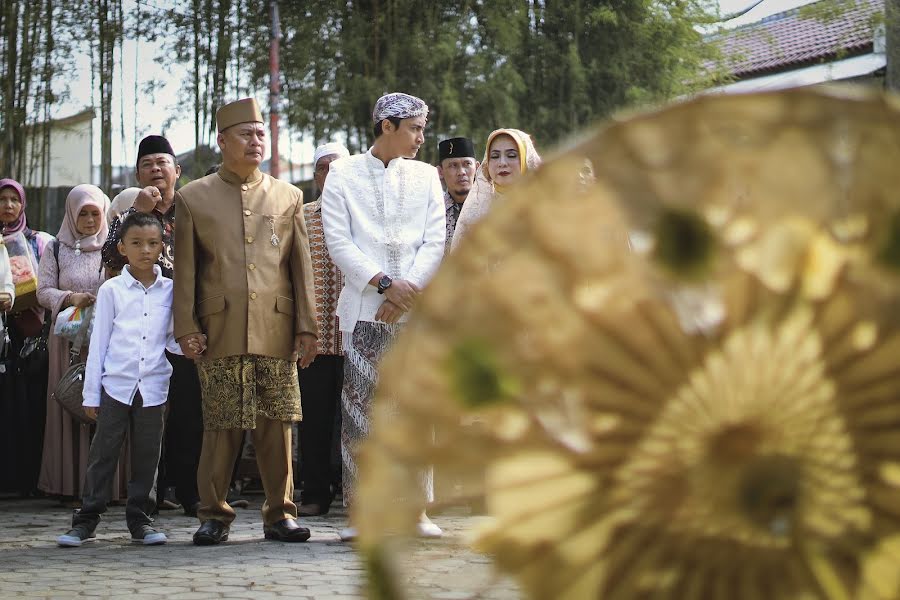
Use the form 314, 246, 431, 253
354, 86, 900, 600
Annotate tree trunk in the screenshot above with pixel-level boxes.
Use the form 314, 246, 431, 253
193, 0, 202, 178
97, 0, 114, 194
2, 1, 18, 177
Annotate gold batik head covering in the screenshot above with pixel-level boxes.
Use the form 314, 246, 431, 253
467, 128, 542, 208
482, 129, 541, 185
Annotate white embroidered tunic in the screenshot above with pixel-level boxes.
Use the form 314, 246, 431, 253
321, 149, 446, 334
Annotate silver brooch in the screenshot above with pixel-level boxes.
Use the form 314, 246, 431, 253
268, 217, 280, 247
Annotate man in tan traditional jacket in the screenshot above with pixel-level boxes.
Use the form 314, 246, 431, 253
174, 97, 319, 545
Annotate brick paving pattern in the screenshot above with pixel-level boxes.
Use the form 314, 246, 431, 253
0, 497, 521, 599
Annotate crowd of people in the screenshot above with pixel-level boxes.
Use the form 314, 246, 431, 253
0, 91, 541, 547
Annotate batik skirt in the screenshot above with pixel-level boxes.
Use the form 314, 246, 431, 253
196, 354, 302, 431
341, 321, 434, 506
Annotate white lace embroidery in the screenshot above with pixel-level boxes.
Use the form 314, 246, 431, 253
366, 158, 407, 278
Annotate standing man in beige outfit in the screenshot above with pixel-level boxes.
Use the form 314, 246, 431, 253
174, 98, 319, 545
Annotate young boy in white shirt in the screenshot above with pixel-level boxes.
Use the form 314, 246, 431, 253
57, 212, 205, 547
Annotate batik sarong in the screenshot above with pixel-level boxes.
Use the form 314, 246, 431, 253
196, 354, 302, 431
341, 321, 433, 506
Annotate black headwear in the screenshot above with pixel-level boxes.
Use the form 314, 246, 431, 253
136, 135, 175, 166
438, 137, 476, 163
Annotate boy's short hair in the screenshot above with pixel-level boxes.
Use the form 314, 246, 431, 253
120, 211, 163, 239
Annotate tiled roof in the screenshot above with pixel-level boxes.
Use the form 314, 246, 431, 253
714, 0, 882, 78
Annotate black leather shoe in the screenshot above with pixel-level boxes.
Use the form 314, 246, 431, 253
297, 502, 330, 517
193, 520, 229, 545
263, 518, 311, 542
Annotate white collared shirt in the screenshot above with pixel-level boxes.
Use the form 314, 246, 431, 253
321, 149, 446, 333
83, 264, 182, 408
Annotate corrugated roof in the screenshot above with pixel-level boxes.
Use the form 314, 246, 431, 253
713, 0, 882, 78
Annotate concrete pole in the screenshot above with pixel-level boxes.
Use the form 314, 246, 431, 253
886, 0, 900, 91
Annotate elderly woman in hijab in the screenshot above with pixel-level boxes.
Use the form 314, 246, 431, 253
36, 185, 126, 502
450, 129, 541, 251
0, 178, 55, 316
0, 178, 54, 495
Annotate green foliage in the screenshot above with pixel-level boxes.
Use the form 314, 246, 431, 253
446, 337, 520, 408
0, 0, 102, 189
364, 545, 405, 600
2, 0, 719, 186
145, 0, 269, 178
271, 0, 718, 162
875, 210, 900, 272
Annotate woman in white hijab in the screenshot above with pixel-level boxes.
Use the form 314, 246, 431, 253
450, 128, 541, 251
107, 187, 141, 225
36, 185, 129, 502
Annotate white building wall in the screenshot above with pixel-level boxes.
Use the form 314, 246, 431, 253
23, 110, 93, 188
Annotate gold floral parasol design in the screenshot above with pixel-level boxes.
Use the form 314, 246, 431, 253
355, 87, 900, 600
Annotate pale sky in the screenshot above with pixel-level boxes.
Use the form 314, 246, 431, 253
717, 0, 819, 26
60, 0, 314, 171
56, 0, 817, 171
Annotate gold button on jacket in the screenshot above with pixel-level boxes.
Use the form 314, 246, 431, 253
174, 166, 318, 360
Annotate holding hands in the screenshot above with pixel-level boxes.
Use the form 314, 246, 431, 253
294, 332, 318, 369
178, 332, 208, 360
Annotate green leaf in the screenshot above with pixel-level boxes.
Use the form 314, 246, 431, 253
447, 338, 520, 408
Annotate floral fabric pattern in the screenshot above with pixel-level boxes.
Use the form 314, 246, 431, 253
196, 354, 302, 430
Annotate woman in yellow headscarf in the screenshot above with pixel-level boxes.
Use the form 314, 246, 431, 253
450, 128, 541, 251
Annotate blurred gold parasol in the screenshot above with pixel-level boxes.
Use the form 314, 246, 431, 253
356, 87, 900, 600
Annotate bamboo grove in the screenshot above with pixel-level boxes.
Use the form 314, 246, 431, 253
0, 0, 721, 186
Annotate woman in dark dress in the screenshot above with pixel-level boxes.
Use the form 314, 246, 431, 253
0, 178, 54, 495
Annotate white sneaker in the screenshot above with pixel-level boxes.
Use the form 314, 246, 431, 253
131, 525, 167, 545
57, 528, 96, 547
339, 527, 358, 542
416, 521, 443, 539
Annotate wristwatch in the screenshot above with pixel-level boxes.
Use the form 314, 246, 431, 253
376, 275, 393, 294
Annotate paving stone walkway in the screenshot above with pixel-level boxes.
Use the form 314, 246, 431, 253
0, 497, 521, 599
